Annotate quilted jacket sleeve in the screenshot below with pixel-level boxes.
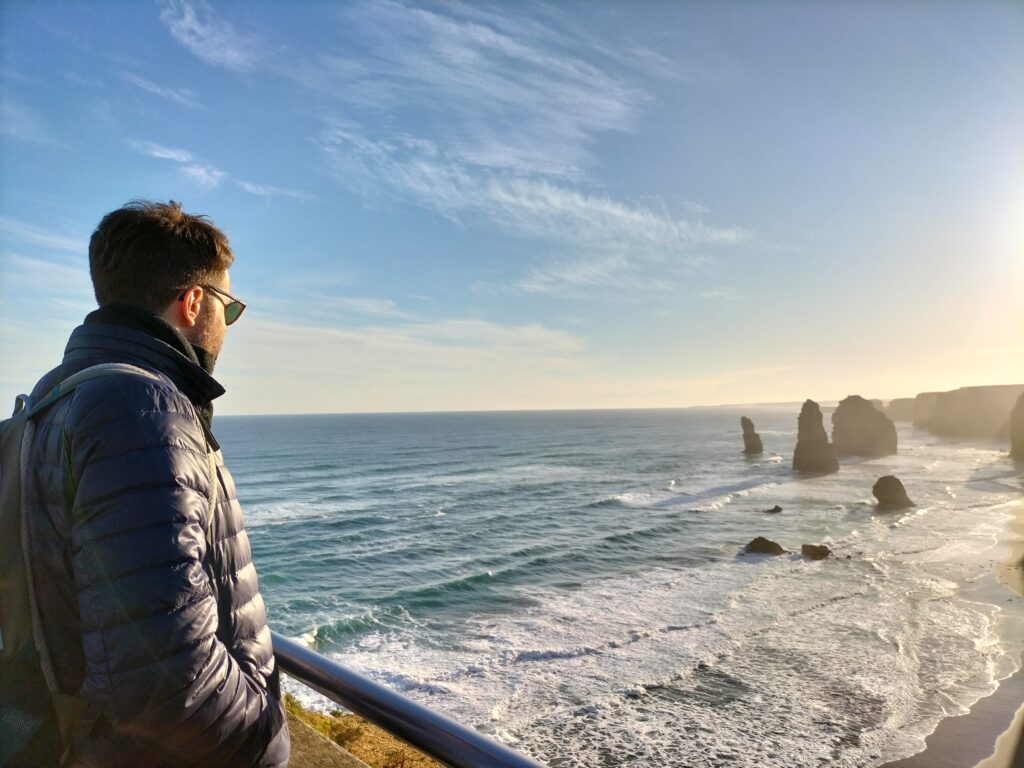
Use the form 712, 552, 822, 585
65, 375, 288, 767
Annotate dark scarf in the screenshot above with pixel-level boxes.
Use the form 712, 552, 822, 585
84, 304, 218, 426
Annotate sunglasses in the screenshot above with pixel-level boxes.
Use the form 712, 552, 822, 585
178, 284, 247, 325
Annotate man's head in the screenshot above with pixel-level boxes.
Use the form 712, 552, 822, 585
89, 200, 237, 356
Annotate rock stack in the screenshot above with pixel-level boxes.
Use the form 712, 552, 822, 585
831, 395, 897, 457
872, 475, 914, 510
1011, 392, 1024, 458
792, 399, 839, 473
741, 416, 764, 454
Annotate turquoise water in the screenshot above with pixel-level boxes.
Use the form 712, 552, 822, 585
217, 408, 1024, 767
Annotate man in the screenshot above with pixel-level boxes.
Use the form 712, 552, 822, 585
19, 201, 289, 766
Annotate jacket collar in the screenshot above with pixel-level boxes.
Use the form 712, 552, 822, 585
65, 306, 226, 409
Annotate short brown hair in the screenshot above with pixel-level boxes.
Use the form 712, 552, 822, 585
89, 200, 234, 313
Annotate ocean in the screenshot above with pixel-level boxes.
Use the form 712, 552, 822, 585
215, 407, 1024, 767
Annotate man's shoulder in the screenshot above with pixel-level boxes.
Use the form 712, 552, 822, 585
80, 364, 191, 406
58, 363, 205, 435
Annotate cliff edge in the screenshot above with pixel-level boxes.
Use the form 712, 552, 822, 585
1011, 392, 1024, 458
915, 384, 1024, 439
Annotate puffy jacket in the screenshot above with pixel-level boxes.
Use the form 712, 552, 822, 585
22, 311, 289, 767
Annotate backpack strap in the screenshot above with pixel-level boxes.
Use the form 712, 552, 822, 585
17, 363, 163, 763
24, 363, 161, 420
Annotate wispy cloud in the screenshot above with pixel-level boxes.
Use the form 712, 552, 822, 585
320, 128, 744, 294
0, 218, 85, 253
160, 0, 748, 295
121, 72, 202, 108
128, 141, 309, 196
159, 0, 648, 178
319, 128, 745, 249
0, 100, 55, 143
236, 180, 313, 201
484, 178, 746, 249
159, 0, 260, 72
305, 0, 643, 179
129, 139, 194, 163
129, 139, 225, 189
180, 163, 225, 189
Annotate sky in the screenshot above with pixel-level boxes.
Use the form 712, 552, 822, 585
1, 0, 1022, 415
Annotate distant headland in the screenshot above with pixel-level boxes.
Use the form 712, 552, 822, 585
697, 384, 1024, 452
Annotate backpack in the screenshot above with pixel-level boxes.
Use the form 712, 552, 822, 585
0, 363, 167, 767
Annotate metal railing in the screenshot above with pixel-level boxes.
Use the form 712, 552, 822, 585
271, 631, 546, 768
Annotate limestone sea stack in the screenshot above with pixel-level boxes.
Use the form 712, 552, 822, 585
792, 399, 839, 473
831, 395, 897, 457
741, 416, 764, 454
1011, 392, 1024, 458
872, 475, 914, 510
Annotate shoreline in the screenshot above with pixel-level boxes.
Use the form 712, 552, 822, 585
881, 492, 1024, 768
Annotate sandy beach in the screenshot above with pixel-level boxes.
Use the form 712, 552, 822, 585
882, 493, 1024, 768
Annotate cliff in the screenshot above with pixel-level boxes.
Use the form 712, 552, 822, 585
913, 392, 941, 427
885, 398, 915, 422
1011, 392, 1024, 458
832, 395, 897, 457
917, 384, 1024, 439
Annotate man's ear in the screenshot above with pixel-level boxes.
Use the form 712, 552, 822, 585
164, 286, 204, 329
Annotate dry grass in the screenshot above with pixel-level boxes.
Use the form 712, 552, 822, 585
285, 694, 445, 768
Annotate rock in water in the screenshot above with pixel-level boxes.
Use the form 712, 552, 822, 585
763, 505, 783, 514
801, 544, 832, 560
832, 395, 897, 457
745, 537, 786, 556
741, 416, 764, 454
872, 475, 914, 510
792, 399, 839, 473
1011, 392, 1024, 458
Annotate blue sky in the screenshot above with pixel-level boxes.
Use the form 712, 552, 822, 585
2, 1, 1022, 414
